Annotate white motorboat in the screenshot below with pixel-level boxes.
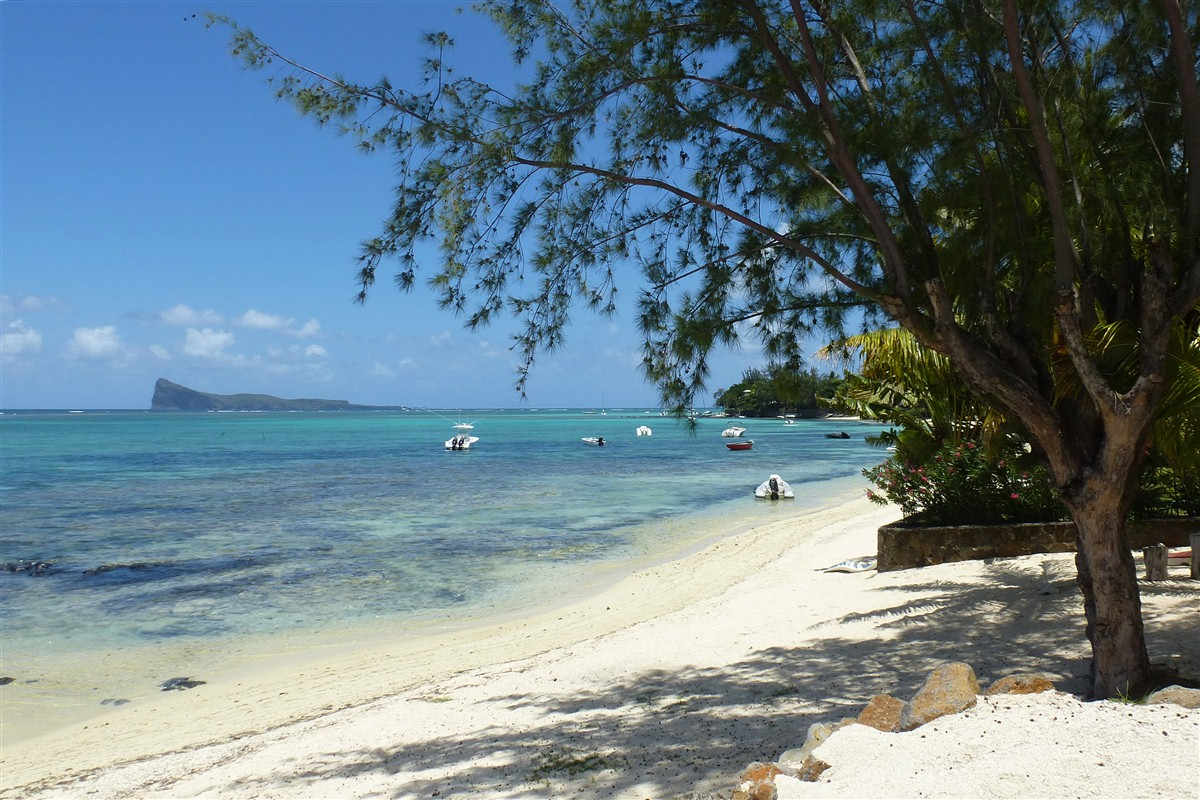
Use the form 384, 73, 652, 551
581, 436, 607, 446
754, 474, 795, 499
445, 434, 479, 450
635, 425, 653, 437
721, 426, 747, 437
453, 422, 474, 430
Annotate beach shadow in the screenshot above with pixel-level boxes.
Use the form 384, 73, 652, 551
196, 556, 1195, 800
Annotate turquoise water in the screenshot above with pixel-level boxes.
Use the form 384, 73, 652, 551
1, 409, 886, 654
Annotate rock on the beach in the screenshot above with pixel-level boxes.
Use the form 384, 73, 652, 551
984, 673, 1056, 696
159, 677, 205, 691
1144, 685, 1200, 709
795, 756, 831, 782
732, 761, 783, 800
899, 661, 979, 731
0, 677, 13, 686
779, 718, 857, 766
857, 694, 904, 732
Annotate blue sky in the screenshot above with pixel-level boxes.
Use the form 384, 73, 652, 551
2, 1, 818, 409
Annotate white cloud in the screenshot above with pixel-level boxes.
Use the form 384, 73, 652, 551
304, 344, 327, 358
0, 320, 42, 357
183, 328, 235, 359
161, 304, 223, 326
20, 296, 52, 311
237, 309, 289, 330
430, 330, 452, 347
237, 310, 321, 339
289, 318, 320, 338
478, 339, 504, 359
371, 361, 396, 377
68, 326, 121, 359
149, 344, 171, 360
1, 295, 58, 315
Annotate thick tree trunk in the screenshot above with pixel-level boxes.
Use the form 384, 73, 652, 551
1069, 498, 1151, 698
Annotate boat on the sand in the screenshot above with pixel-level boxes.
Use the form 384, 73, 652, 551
1167, 548, 1193, 566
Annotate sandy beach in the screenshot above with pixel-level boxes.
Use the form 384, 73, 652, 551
3, 496, 1198, 799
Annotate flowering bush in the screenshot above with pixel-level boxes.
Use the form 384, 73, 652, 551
863, 440, 1065, 525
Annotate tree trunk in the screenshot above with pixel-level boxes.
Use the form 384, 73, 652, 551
1070, 499, 1151, 698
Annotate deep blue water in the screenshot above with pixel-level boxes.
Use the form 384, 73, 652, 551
0, 409, 886, 652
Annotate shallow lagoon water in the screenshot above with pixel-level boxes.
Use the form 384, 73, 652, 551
1, 409, 886, 658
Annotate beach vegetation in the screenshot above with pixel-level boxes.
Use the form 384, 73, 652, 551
713, 365, 845, 417
842, 324, 1200, 521
864, 439, 1064, 526
210, 1, 1200, 699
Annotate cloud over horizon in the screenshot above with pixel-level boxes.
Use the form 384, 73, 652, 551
0, 320, 43, 358
161, 304, 223, 326
183, 328, 235, 359
237, 309, 321, 338
67, 326, 122, 360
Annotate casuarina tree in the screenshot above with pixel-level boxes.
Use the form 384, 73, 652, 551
211, 0, 1200, 698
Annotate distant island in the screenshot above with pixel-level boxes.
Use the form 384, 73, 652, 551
150, 378, 399, 412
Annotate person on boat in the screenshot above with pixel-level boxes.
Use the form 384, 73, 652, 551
597, 436, 605, 447
768, 476, 780, 499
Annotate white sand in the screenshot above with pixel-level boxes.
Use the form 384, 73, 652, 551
781, 691, 1200, 799
3, 497, 1197, 799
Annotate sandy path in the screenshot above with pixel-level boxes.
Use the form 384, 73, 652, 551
3, 497, 1197, 799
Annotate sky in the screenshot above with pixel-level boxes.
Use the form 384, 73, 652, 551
2, 1, 825, 409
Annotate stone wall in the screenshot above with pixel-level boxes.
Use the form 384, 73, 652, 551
877, 518, 1198, 572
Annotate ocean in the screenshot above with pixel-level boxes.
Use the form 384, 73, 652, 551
1, 408, 885, 732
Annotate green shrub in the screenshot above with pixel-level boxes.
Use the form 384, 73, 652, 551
864, 440, 1066, 525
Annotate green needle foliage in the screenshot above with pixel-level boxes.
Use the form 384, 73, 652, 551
211, 0, 1200, 698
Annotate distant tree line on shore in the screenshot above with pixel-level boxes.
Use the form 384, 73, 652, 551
713, 366, 846, 417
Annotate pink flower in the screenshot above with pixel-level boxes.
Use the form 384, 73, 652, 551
1010, 492, 1020, 500
967, 442, 976, 449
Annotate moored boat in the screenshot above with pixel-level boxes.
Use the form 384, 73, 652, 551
726, 440, 753, 451
721, 426, 747, 437
754, 474, 794, 499
581, 436, 607, 446
635, 425, 652, 437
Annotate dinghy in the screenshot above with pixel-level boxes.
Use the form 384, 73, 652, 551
725, 440, 753, 451
754, 474, 795, 499
581, 436, 606, 447
821, 556, 877, 573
